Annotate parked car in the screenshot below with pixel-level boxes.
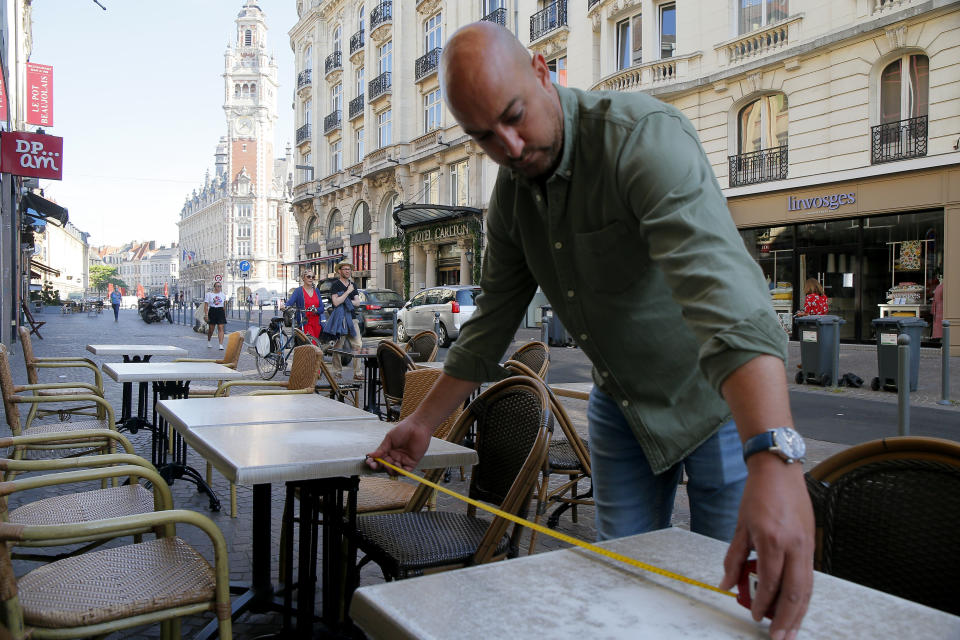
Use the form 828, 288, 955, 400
354, 288, 405, 336
396, 285, 482, 347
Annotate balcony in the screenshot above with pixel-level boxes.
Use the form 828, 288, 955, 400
295, 124, 312, 145
349, 94, 365, 120
369, 71, 392, 102
591, 52, 700, 92
871, 115, 927, 164
415, 47, 442, 82
324, 110, 342, 135
297, 68, 312, 90
350, 29, 364, 55
325, 50, 342, 76
728, 146, 788, 188
587, 0, 600, 7
530, 0, 567, 43
716, 16, 802, 66
371, 1, 392, 31
481, 7, 506, 26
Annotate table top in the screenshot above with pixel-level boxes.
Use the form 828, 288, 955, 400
351, 527, 960, 639
172, 417, 478, 485
102, 362, 245, 383
157, 394, 372, 430
86, 344, 188, 357
549, 381, 594, 400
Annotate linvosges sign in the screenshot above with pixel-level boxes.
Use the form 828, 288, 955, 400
0, 131, 63, 180
787, 191, 856, 213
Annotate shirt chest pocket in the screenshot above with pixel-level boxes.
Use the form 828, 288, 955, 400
574, 220, 649, 293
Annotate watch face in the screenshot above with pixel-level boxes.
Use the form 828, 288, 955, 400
774, 428, 806, 461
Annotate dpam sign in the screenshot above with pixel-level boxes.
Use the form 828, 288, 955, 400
0, 131, 63, 180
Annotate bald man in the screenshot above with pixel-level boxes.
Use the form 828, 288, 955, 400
368, 23, 812, 639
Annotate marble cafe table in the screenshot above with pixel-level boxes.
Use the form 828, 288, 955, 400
351, 527, 960, 639
154, 399, 479, 639
86, 343, 188, 433
157, 392, 372, 430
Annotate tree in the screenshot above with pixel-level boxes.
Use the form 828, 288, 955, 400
89, 264, 129, 294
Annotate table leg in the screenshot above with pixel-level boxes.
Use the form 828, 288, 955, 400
117, 354, 153, 433
365, 359, 379, 416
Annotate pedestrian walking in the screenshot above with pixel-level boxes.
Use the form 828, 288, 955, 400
109, 289, 121, 322
327, 262, 363, 380
203, 282, 227, 350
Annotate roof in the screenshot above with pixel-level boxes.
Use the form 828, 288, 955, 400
393, 204, 482, 230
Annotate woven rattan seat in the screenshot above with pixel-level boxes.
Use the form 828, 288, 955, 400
22, 419, 109, 437
356, 477, 417, 513
405, 331, 439, 363
548, 439, 585, 471
377, 341, 415, 421
508, 341, 549, 379
18, 536, 215, 627
9, 484, 155, 527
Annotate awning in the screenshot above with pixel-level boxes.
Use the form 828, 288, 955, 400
283, 252, 345, 266
29, 259, 60, 277
393, 204, 482, 230
20, 192, 68, 226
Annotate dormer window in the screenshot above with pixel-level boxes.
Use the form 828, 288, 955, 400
244, 29, 253, 46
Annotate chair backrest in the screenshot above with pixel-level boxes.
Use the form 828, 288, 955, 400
405, 331, 438, 363
399, 368, 462, 439
16, 326, 39, 385
508, 341, 549, 379
806, 436, 960, 616
286, 345, 322, 391
377, 341, 415, 403
314, 345, 349, 398
0, 346, 23, 436
218, 332, 244, 368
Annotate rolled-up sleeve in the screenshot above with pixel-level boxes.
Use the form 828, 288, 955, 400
617, 111, 787, 391
443, 175, 539, 383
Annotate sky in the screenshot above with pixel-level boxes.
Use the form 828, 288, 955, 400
30, 0, 299, 248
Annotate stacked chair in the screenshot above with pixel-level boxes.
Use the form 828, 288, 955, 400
507, 341, 550, 379
376, 341, 415, 421
405, 330, 439, 363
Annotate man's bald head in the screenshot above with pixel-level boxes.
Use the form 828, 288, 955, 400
440, 23, 532, 107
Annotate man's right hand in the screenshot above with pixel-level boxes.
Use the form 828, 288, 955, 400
366, 417, 434, 472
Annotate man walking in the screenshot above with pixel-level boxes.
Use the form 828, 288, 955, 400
109, 289, 122, 322
328, 262, 363, 380
368, 23, 813, 640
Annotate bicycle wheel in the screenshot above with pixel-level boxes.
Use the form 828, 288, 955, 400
255, 335, 283, 380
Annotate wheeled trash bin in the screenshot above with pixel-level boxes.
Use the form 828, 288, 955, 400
795, 315, 845, 386
540, 305, 572, 347
870, 316, 927, 392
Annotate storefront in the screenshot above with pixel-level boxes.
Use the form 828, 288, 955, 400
728, 165, 958, 353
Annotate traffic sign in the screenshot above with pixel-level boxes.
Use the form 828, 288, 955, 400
239, 260, 251, 273
214, 274, 223, 282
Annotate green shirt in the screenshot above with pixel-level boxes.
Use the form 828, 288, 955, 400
444, 85, 787, 473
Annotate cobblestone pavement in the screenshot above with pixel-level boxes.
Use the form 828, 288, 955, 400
4, 309, 954, 638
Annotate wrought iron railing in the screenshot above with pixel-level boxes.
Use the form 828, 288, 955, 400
530, 0, 567, 42
369, 71, 392, 101
415, 47, 442, 82
728, 145, 788, 187
325, 50, 342, 75
371, 1, 392, 30
482, 7, 507, 25
296, 124, 312, 145
587, 0, 600, 7
324, 110, 342, 134
871, 115, 927, 164
297, 69, 312, 89
349, 94, 364, 119
350, 30, 364, 55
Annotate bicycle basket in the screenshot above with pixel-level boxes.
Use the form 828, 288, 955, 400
254, 329, 273, 358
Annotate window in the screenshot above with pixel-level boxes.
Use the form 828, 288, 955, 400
244, 29, 252, 46
352, 201, 370, 234
327, 210, 343, 238
237, 224, 251, 238
484, 0, 505, 12
300, 152, 312, 184
333, 25, 342, 52
880, 54, 929, 124
356, 127, 365, 162
332, 82, 342, 113
238, 240, 250, 255
616, 14, 642, 69
377, 109, 392, 148
331, 139, 342, 173
356, 67, 365, 96
738, 94, 788, 153
659, 3, 676, 59
304, 45, 312, 70
424, 89, 441, 132
358, 6, 365, 30
303, 98, 312, 126
423, 169, 439, 204
546, 56, 567, 86
382, 192, 398, 237
425, 13, 442, 52
738, 0, 788, 35
236, 203, 252, 218
378, 41, 392, 75
307, 216, 323, 243
450, 160, 468, 206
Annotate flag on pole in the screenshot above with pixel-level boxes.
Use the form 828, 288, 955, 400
107, 283, 114, 295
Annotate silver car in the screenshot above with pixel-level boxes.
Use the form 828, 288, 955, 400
396, 285, 481, 347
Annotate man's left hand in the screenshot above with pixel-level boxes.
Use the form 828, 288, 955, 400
720, 454, 814, 640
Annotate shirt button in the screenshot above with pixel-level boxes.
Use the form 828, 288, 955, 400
535, 194, 542, 202
567, 290, 575, 298
554, 241, 562, 250
601, 371, 609, 378
621, 400, 629, 408
579, 333, 588, 341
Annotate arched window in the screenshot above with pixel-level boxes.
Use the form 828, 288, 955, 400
244, 29, 252, 46
333, 25, 342, 52
880, 54, 928, 124
250, 83, 257, 97
352, 201, 370, 234
327, 209, 343, 238
234, 84, 241, 97
738, 93, 788, 153
381, 192, 398, 237
304, 45, 313, 70
307, 216, 323, 244
359, 6, 365, 31
242, 84, 250, 98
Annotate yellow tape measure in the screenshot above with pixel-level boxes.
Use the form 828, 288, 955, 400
373, 457, 736, 599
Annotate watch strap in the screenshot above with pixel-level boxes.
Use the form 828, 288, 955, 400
742, 431, 776, 462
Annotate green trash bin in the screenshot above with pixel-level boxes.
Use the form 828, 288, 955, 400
795, 315, 845, 387
870, 316, 927, 392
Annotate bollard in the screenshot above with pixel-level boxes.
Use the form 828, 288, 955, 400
939, 320, 952, 406
541, 315, 549, 345
833, 316, 841, 388
392, 308, 399, 342
434, 311, 441, 338
897, 333, 910, 436
258, 303, 263, 327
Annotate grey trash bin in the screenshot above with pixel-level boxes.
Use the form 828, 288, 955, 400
540, 305, 571, 347
795, 315, 845, 387
870, 316, 927, 392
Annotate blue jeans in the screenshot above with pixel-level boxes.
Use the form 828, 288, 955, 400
588, 387, 746, 542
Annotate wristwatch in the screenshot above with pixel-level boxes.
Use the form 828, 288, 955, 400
742, 427, 806, 464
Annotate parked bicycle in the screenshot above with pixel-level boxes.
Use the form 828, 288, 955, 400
251, 306, 322, 379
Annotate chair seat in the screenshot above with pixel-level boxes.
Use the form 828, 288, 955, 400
23, 419, 110, 437
356, 477, 416, 513
548, 439, 587, 471
187, 385, 219, 397
356, 511, 509, 574
18, 536, 216, 627
9, 484, 155, 526
37, 388, 96, 398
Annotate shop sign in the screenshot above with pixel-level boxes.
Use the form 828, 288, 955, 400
25, 63, 53, 127
409, 223, 471, 244
787, 192, 856, 213
0, 131, 63, 180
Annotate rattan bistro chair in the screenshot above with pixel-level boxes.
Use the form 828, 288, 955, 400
805, 436, 960, 616
173, 331, 244, 397
0, 509, 231, 639
376, 341, 415, 421
307, 331, 362, 407
508, 341, 550, 380
17, 326, 106, 427
350, 375, 552, 581
405, 330, 439, 363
